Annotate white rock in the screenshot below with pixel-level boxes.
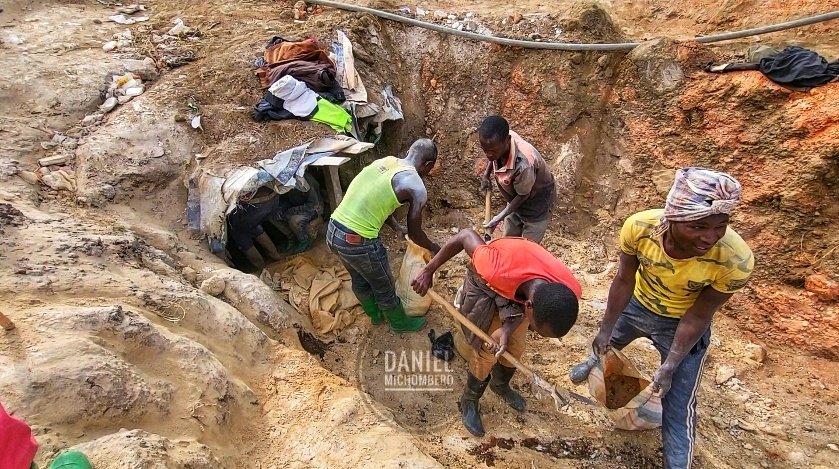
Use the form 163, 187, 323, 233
124, 86, 144, 97
715, 365, 736, 385
787, 451, 808, 463
100, 97, 118, 113
82, 113, 104, 125
827, 443, 839, 452
108, 14, 136, 25
102, 41, 118, 51
433, 10, 447, 20
200, 276, 226, 296
746, 343, 767, 363
117, 95, 133, 104
167, 18, 191, 36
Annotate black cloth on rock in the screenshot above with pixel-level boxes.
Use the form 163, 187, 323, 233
717, 46, 839, 88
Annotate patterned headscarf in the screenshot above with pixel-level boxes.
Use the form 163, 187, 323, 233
652, 167, 742, 237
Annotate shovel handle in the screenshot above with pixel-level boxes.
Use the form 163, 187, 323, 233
427, 289, 534, 380
483, 191, 492, 225
482, 191, 493, 240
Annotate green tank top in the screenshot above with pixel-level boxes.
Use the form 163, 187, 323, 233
331, 156, 415, 238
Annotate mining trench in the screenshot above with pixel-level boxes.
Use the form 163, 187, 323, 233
1, 1, 838, 468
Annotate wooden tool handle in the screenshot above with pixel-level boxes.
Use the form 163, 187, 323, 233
483, 191, 492, 225
428, 289, 533, 380
0, 311, 16, 331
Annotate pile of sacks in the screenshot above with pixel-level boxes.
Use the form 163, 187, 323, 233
262, 257, 360, 336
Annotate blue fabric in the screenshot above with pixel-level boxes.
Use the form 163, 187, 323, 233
326, 219, 399, 310
609, 297, 711, 469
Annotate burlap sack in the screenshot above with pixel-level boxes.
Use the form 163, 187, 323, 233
395, 237, 433, 317
588, 348, 662, 430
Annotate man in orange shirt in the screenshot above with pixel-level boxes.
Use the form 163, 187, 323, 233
412, 229, 581, 436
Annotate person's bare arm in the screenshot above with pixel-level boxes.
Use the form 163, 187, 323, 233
385, 214, 408, 237
485, 164, 535, 229
651, 288, 732, 396
411, 229, 485, 296
393, 171, 439, 254
480, 162, 493, 193
592, 252, 640, 355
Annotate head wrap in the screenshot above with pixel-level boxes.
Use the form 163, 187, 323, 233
652, 167, 742, 237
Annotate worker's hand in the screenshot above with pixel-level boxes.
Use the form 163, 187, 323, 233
482, 216, 502, 231
480, 175, 492, 193
392, 223, 408, 238
651, 365, 676, 397
411, 266, 434, 296
591, 328, 613, 356
484, 327, 510, 358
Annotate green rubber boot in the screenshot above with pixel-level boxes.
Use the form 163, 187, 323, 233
359, 297, 385, 325
382, 302, 427, 333
49, 451, 92, 469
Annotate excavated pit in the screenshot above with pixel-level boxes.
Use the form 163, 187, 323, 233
2, 1, 839, 468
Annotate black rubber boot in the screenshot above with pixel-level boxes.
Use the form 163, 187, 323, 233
255, 232, 282, 261
461, 372, 489, 437
243, 246, 266, 270
489, 364, 526, 412
569, 353, 598, 385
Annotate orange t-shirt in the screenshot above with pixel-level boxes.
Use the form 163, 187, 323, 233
471, 238, 582, 302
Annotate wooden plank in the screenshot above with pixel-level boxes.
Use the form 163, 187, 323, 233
309, 156, 350, 167
38, 155, 70, 167
323, 165, 343, 213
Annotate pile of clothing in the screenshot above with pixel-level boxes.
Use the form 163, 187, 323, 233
251, 32, 405, 142
252, 36, 351, 131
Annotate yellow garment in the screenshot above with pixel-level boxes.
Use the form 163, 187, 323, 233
278, 257, 360, 335
620, 209, 754, 318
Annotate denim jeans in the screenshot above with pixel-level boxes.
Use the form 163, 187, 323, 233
610, 297, 711, 469
326, 219, 399, 310
227, 197, 281, 251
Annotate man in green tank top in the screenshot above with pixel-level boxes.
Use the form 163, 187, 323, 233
328, 139, 440, 332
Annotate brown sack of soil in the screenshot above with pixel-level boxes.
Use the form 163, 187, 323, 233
587, 348, 662, 431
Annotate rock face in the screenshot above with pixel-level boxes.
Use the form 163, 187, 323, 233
611, 38, 839, 359
805, 274, 839, 302
70, 430, 221, 468
627, 38, 685, 95
74, 98, 194, 206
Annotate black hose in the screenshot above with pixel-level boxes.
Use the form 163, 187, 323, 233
307, 0, 839, 52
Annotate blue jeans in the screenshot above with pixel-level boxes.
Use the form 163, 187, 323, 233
610, 297, 711, 469
326, 219, 399, 310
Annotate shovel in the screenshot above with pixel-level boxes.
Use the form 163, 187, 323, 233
482, 191, 492, 242
427, 289, 597, 409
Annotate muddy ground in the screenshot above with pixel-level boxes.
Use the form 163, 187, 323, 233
1, 0, 838, 468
